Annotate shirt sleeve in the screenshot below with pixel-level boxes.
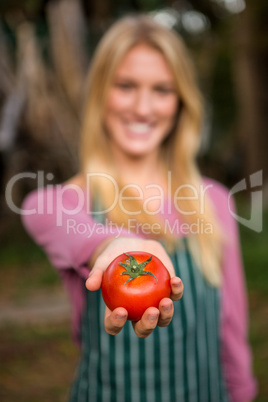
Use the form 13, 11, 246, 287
21, 185, 119, 278
206, 179, 258, 402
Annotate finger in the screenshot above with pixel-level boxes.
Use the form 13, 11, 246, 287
104, 307, 128, 335
170, 276, 183, 301
85, 269, 103, 291
157, 298, 174, 327
85, 254, 110, 291
132, 307, 159, 338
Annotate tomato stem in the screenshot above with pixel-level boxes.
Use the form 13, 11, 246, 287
119, 253, 158, 285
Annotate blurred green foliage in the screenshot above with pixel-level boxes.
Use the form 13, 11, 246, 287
0, 0, 44, 14
239, 209, 268, 296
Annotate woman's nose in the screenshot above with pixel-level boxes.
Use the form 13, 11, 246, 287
133, 90, 153, 117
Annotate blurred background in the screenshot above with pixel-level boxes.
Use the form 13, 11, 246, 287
0, 0, 267, 401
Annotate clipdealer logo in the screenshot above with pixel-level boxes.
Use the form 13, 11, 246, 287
228, 170, 263, 233
5, 169, 264, 233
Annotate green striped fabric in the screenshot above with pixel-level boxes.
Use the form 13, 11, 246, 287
69, 237, 229, 402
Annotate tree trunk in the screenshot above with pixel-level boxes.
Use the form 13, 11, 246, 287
46, 0, 88, 116
232, 3, 268, 202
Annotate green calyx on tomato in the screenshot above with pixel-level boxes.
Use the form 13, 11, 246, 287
119, 253, 158, 285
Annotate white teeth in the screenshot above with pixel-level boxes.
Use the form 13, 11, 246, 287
127, 123, 151, 134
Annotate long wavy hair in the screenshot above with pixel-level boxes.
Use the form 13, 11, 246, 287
80, 15, 224, 287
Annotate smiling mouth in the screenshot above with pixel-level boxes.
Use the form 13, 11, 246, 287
126, 123, 153, 135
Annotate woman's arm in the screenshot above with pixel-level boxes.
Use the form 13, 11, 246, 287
21, 185, 116, 277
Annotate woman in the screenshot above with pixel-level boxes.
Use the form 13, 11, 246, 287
22, 15, 257, 402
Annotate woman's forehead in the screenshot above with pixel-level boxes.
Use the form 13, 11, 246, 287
114, 44, 175, 82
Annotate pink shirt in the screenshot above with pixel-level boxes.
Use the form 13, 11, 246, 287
21, 178, 257, 402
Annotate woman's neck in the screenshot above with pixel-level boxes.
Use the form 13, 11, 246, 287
112, 149, 165, 188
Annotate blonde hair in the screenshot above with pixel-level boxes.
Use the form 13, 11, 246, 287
80, 15, 223, 287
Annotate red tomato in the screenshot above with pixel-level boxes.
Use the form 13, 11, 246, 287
101, 251, 171, 321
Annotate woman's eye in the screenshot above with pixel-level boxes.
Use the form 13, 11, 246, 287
155, 87, 173, 94
116, 83, 133, 90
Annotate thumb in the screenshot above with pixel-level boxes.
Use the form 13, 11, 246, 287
85, 266, 104, 291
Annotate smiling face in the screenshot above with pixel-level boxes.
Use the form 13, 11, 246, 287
104, 44, 179, 160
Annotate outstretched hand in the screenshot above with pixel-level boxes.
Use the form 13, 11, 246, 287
86, 237, 183, 338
